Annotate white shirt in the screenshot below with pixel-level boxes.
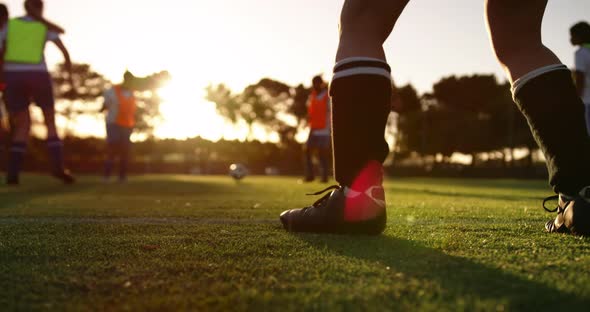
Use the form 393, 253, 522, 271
0, 16, 60, 72
103, 87, 134, 124
574, 46, 590, 105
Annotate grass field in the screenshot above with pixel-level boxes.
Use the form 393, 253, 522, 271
1, 175, 590, 311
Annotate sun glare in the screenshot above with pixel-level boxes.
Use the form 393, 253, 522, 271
155, 79, 243, 141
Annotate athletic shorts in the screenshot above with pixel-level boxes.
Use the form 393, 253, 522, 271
4, 71, 55, 112
106, 123, 133, 145
307, 132, 331, 149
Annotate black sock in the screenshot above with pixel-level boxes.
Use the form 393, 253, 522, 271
47, 137, 65, 175
513, 65, 590, 195
119, 152, 129, 181
7, 142, 26, 182
330, 57, 392, 187
104, 159, 114, 179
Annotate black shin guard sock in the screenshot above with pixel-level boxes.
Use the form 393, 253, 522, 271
7, 142, 26, 183
330, 69, 392, 187
514, 69, 590, 195
47, 137, 64, 175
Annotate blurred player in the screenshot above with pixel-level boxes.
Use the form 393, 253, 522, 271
303, 75, 331, 183
570, 22, 590, 134
1, 0, 73, 185
100, 71, 137, 183
280, 1, 590, 236
0, 4, 8, 162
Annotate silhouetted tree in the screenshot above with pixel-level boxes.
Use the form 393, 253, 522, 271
393, 83, 422, 157
395, 74, 537, 166
52, 63, 108, 136
206, 78, 310, 141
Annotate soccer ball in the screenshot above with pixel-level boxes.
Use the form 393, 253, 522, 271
229, 163, 248, 180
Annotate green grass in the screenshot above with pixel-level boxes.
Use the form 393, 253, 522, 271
1, 175, 590, 311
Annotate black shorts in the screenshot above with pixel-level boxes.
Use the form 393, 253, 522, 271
4, 71, 55, 112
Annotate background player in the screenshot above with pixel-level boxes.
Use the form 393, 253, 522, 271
570, 22, 590, 134
100, 71, 137, 183
303, 75, 331, 183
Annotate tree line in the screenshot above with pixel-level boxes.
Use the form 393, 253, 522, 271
51, 63, 537, 168
9, 64, 546, 176
206, 74, 539, 167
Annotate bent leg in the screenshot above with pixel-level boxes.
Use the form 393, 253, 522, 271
337, 0, 409, 62
487, 0, 590, 195
41, 106, 66, 175
486, 0, 560, 83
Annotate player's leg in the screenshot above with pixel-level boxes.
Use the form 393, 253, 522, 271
303, 137, 315, 182
280, 0, 409, 234
118, 143, 128, 182
37, 74, 74, 185
318, 146, 330, 183
103, 144, 116, 181
487, 0, 590, 235
40, 106, 74, 184
6, 110, 30, 184
0, 110, 6, 167
486, 0, 561, 82
317, 135, 331, 183
118, 128, 133, 182
4, 72, 30, 185
103, 124, 118, 181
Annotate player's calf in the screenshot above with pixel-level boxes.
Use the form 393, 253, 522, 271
512, 65, 590, 235
280, 58, 392, 235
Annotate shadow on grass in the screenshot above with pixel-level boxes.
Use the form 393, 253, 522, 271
0, 178, 94, 210
98, 176, 252, 197
298, 234, 590, 310
388, 186, 542, 202
0, 175, 235, 210
394, 178, 548, 192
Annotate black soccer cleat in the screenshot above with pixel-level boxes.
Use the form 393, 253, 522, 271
280, 185, 387, 235
544, 187, 590, 236
52, 169, 76, 185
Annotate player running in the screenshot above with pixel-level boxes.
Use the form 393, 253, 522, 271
280, 0, 590, 236
0, 2, 64, 160
1, 0, 73, 185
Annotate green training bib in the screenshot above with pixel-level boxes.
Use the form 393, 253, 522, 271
4, 18, 47, 64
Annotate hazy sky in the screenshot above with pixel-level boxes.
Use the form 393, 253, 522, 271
3, 0, 589, 140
